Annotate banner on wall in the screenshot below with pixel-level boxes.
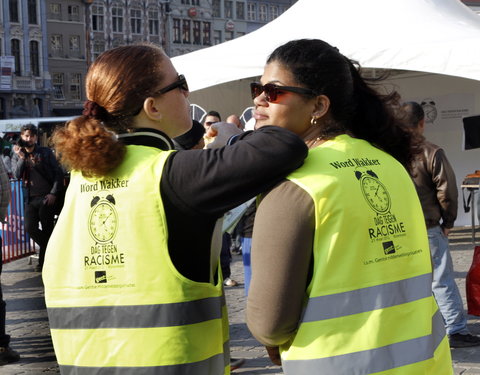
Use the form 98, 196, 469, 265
0, 56, 15, 90
409, 93, 475, 131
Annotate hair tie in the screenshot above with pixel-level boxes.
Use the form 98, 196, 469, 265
83, 100, 106, 119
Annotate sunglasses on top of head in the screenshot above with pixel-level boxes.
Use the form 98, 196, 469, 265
155, 74, 189, 96
250, 82, 317, 103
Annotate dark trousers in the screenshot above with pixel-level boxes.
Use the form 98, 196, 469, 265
0, 236, 10, 347
220, 233, 232, 279
25, 196, 56, 267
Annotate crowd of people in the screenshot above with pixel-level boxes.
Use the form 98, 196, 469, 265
0, 38, 478, 374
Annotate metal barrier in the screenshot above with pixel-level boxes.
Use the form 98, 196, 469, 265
1, 180, 34, 263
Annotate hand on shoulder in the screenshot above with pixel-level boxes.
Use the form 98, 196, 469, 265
205, 122, 243, 149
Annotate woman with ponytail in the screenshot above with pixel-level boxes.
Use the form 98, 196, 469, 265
246, 39, 453, 374
42, 43, 308, 374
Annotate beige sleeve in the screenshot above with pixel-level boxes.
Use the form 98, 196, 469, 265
246, 180, 315, 347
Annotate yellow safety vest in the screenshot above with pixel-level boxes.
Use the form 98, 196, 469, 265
43, 145, 230, 375
282, 134, 452, 374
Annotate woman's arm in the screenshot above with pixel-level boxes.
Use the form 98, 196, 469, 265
161, 126, 308, 218
246, 180, 315, 346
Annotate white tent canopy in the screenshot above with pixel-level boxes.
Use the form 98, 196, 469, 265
172, 0, 480, 92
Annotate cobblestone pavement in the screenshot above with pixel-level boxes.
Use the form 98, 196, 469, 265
1, 226, 480, 374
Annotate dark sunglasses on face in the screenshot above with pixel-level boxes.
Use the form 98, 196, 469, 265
131, 74, 189, 116
155, 74, 189, 96
250, 82, 317, 103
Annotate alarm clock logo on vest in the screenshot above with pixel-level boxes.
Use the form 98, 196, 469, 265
355, 169, 391, 214
88, 194, 118, 244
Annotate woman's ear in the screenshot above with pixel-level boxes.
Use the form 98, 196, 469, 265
143, 97, 163, 121
312, 95, 330, 119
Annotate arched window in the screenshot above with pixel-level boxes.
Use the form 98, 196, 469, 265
30, 41, 40, 76
11, 39, 21, 76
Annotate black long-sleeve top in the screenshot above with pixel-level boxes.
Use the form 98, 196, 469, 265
121, 126, 308, 282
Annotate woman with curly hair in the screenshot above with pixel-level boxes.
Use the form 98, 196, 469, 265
246, 39, 453, 374
42, 43, 307, 375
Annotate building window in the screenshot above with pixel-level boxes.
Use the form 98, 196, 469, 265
28, 0, 38, 24
225, 31, 234, 41
70, 73, 81, 100
93, 40, 105, 60
49, 3, 61, 20
213, 0, 220, 17
148, 10, 159, 36
29, 41, 39, 76
173, 19, 181, 43
202, 22, 211, 45
192, 0, 199, 5
181, 0, 190, 4
270, 5, 278, 20
225, 1, 233, 18
69, 35, 80, 58
112, 7, 123, 33
68, 5, 80, 22
236, 2, 245, 20
182, 19, 191, 43
11, 39, 21, 75
259, 4, 267, 21
92, 5, 104, 32
112, 38, 122, 48
52, 73, 65, 100
130, 8, 142, 34
0, 98, 5, 119
9, 0, 19, 22
193, 21, 201, 45
214, 30, 222, 45
247, 3, 256, 21
50, 34, 63, 57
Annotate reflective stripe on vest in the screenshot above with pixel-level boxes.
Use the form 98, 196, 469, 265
48, 296, 223, 329
282, 136, 452, 374
302, 273, 432, 322
58, 342, 230, 375
283, 309, 445, 375
43, 146, 229, 374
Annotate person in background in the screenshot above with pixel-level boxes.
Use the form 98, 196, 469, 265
226, 114, 244, 131
246, 39, 453, 374
11, 124, 64, 272
233, 202, 256, 296
1, 148, 12, 178
0, 157, 19, 366
403, 101, 480, 348
42, 43, 307, 375
203, 110, 222, 130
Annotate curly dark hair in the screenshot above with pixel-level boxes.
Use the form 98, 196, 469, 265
52, 43, 168, 177
267, 39, 422, 170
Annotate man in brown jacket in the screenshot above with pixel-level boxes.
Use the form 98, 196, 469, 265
403, 101, 480, 348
